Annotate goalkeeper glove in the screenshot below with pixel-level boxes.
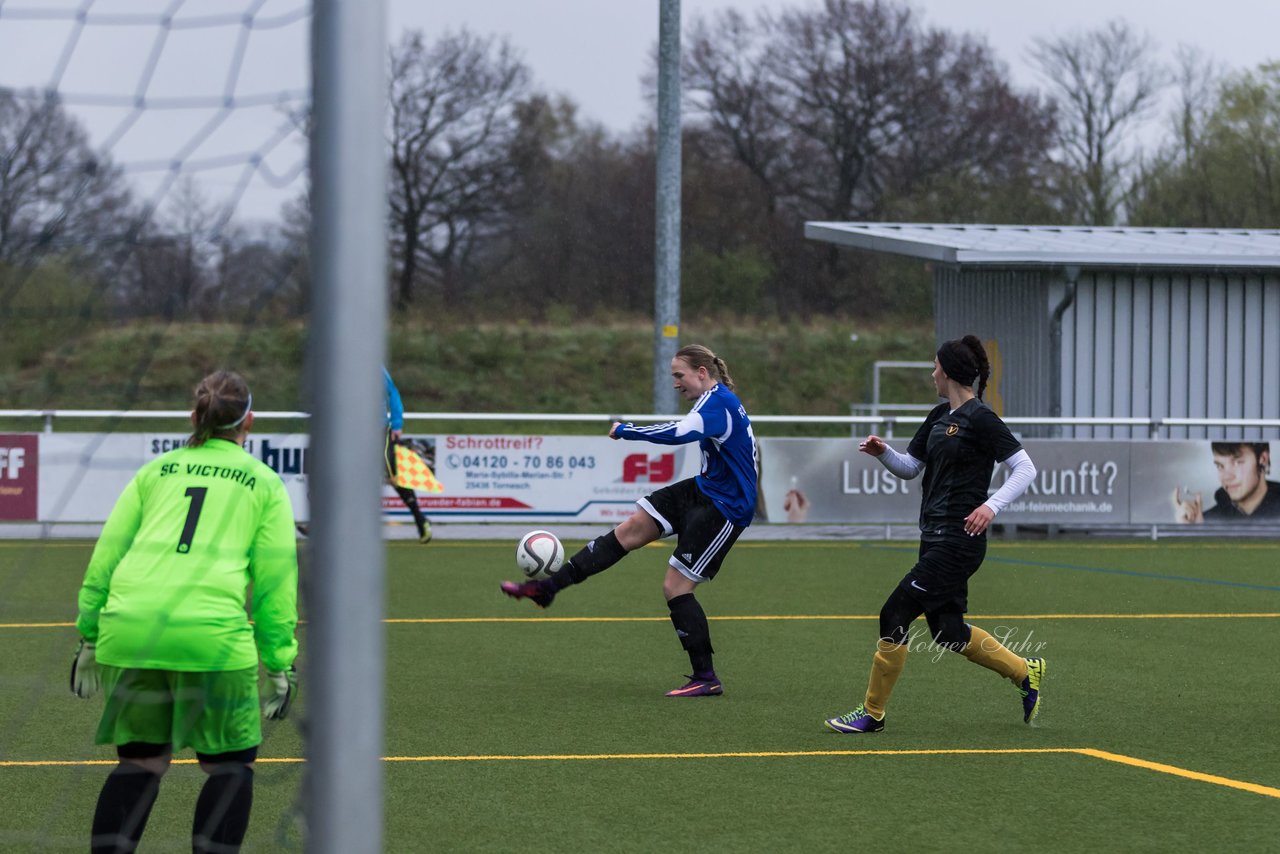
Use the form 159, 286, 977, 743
263, 667, 298, 720
70, 639, 100, 699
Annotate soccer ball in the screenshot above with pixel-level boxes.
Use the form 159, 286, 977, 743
516, 530, 564, 580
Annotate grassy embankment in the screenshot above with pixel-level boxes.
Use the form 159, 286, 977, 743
0, 315, 936, 435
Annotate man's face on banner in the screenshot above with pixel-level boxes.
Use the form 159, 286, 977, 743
1212, 446, 1268, 504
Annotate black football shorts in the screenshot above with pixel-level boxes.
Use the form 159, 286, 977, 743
638, 478, 745, 583
902, 532, 988, 613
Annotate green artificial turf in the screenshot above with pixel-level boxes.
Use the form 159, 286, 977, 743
2, 538, 1278, 851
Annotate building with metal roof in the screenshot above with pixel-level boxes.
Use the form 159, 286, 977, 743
805, 224, 1280, 438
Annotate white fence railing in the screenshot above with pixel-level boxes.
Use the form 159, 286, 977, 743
5, 410, 1280, 439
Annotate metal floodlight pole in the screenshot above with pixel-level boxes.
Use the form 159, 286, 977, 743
307, 2, 388, 851
653, 0, 681, 415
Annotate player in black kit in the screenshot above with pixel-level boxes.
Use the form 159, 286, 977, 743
825, 335, 1043, 733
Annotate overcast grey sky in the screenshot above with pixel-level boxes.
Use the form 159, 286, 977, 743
0, 0, 1276, 224
414, 0, 1279, 132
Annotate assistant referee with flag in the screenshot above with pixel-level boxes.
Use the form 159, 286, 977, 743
72, 370, 299, 853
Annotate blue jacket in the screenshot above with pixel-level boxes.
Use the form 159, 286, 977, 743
384, 367, 404, 431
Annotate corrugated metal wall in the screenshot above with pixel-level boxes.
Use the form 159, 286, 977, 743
933, 267, 1051, 434
1058, 270, 1280, 439
935, 267, 1280, 440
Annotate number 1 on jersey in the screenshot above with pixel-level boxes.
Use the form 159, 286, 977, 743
177, 486, 207, 554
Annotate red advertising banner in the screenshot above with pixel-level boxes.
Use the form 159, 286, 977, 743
0, 434, 38, 520
381, 496, 534, 511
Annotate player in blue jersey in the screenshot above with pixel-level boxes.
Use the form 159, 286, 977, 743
501, 344, 758, 697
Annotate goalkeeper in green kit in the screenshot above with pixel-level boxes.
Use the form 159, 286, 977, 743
71, 371, 299, 854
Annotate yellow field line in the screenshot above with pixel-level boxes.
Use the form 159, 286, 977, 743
1013, 545, 1280, 552
985, 542, 1280, 551
7, 749, 1074, 767
1077, 749, 1280, 799
385, 613, 1280, 624
6, 613, 1279, 629
9, 540, 1276, 551
1, 622, 79, 628
4, 748, 1276, 799
378, 748, 1079, 761
958, 613, 1280, 620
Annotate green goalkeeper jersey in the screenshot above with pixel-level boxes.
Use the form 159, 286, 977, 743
76, 438, 299, 673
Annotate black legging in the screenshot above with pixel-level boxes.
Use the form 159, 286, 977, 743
385, 429, 428, 536
878, 583, 971, 651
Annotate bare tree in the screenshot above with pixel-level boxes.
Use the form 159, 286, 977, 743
1129, 46, 1223, 225
272, 193, 311, 316
1168, 47, 1223, 162
682, 9, 788, 215
388, 29, 531, 310
0, 88, 131, 268
209, 226, 303, 320
1029, 19, 1165, 225
1131, 63, 1280, 227
684, 0, 1055, 223
681, 0, 1056, 315
110, 178, 216, 319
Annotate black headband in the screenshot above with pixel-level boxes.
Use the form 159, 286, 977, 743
936, 342, 978, 387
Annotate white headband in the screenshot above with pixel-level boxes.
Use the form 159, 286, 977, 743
217, 393, 252, 430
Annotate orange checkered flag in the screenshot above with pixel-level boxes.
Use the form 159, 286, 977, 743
391, 443, 445, 493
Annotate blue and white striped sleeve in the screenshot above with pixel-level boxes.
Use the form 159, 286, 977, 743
616, 392, 723, 446
615, 411, 706, 445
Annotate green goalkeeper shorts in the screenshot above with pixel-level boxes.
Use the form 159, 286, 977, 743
96, 665, 262, 754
